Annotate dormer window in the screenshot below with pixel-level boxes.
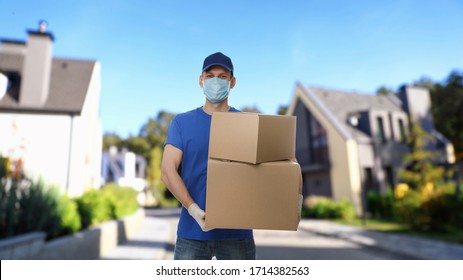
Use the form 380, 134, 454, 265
376, 116, 386, 143
0, 72, 9, 100
398, 119, 406, 142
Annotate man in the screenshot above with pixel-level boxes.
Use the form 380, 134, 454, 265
161, 52, 255, 260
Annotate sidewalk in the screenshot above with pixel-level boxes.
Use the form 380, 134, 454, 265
101, 210, 174, 260
101, 209, 463, 260
298, 219, 463, 260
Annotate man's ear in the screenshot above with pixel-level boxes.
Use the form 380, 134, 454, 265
199, 75, 204, 88
230, 76, 236, 89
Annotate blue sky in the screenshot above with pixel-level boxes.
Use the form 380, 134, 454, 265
1, 0, 462, 137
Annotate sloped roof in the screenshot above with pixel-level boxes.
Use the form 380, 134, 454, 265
0, 52, 96, 114
300, 85, 404, 141
308, 86, 402, 114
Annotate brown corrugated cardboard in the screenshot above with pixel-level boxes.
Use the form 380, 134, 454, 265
209, 112, 296, 164
205, 159, 301, 230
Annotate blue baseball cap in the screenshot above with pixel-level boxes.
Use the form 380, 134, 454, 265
202, 52, 234, 74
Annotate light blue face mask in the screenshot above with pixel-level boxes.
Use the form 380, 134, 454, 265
203, 77, 230, 103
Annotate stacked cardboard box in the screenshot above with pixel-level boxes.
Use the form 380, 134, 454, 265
205, 112, 301, 230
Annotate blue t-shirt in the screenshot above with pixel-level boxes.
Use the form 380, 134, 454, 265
164, 107, 253, 240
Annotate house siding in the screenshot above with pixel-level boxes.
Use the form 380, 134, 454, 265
0, 113, 72, 189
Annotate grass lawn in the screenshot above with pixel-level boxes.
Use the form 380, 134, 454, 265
333, 218, 463, 245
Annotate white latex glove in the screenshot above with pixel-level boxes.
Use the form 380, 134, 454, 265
188, 203, 213, 232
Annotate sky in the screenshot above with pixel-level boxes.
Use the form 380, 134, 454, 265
1, 0, 462, 138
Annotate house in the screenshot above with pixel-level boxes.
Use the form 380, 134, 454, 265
101, 146, 147, 192
287, 82, 455, 214
0, 22, 102, 197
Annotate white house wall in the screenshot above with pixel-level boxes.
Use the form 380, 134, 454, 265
0, 62, 102, 197
358, 143, 375, 167
67, 62, 102, 196
67, 115, 85, 197
79, 62, 102, 190
0, 113, 72, 192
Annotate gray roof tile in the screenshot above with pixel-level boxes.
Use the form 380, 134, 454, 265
305, 86, 403, 141
0, 53, 96, 114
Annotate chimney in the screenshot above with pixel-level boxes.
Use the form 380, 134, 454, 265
399, 85, 434, 132
19, 20, 54, 107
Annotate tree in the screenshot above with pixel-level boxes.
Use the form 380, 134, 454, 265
413, 76, 435, 91
277, 105, 288, 115
102, 132, 122, 150
398, 122, 445, 190
145, 146, 164, 206
430, 70, 463, 159
376, 86, 395, 96
139, 110, 175, 149
240, 106, 262, 113
122, 135, 151, 160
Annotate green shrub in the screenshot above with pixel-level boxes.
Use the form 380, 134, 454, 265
338, 199, 356, 220
393, 189, 424, 230
57, 196, 81, 235
102, 183, 139, 219
1, 176, 139, 240
367, 191, 380, 217
309, 198, 339, 218
75, 189, 112, 228
75, 185, 139, 229
1, 178, 81, 239
18, 180, 62, 239
422, 186, 462, 231
393, 185, 463, 231
367, 189, 394, 219
302, 196, 355, 220
0, 178, 18, 238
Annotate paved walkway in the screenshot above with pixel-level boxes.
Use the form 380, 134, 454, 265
298, 220, 463, 260
101, 208, 463, 260
101, 209, 174, 260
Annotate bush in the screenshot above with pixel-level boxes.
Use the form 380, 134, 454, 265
338, 199, 356, 220
309, 197, 340, 218
302, 196, 355, 220
0, 179, 65, 239
17, 180, 63, 239
422, 186, 462, 231
1, 175, 139, 240
57, 196, 81, 235
367, 188, 394, 219
75, 185, 139, 229
393, 189, 424, 230
393, 185, 462, 231
102, 183, 139, 219
75, 189, 112, 228
0, 178, 18, 238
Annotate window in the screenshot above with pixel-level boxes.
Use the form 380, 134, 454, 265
310, 115, 328, 165
0, 72, 8, 100
398, 119, 406, 142
376, 116, 386, 143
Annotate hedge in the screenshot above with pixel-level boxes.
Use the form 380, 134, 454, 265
1, 177, 138, 240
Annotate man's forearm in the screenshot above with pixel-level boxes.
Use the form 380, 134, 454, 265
161, 169, 195, 208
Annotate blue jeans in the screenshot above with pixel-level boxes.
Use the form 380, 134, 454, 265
174, 237, 256, 260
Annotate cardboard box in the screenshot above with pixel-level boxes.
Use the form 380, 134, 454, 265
209, 112, 296, 164
205, 159, 301, 231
